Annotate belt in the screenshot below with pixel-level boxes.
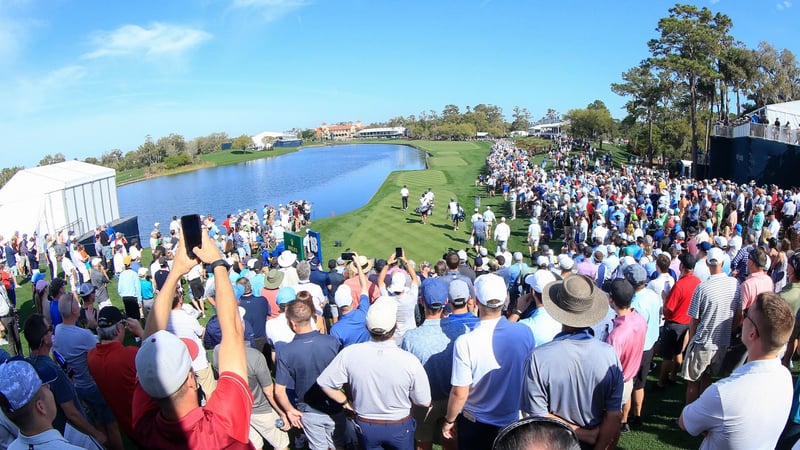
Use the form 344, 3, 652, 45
357, 415, 411, 425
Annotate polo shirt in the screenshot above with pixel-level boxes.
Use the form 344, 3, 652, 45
343, 277, 380, 310
87, 341, 138, 438
688, 273, 741, 351
238, 294, 271, 339
780, 283, 800, 314
447, 311, 479, 331
29, 354, 85, 435
118, 269, 141, 301
132, 372, 254, 449
213, 346, 274, 415
276, 330, 341, 412
740, 271, 774, 310
664, 273, 701, 324
7, 429, 83, 450
317, 339, 430, 421
260, 287, 281, 319
631, 288, 662, 350
452, 317, 535, 427
401, 318, 469, 400
518, 306, 562, 346
167, 310, 208, 372
53, 323, 99, 389
330, 294, 370, 348
521, 330, 623, 429
682, 358, 792, 450
606, 312, 647, 382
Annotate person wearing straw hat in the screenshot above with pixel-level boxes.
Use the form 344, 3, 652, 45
520, 275, 624, 450
442, 274, 535, 450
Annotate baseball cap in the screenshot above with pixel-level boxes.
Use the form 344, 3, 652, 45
366, 296, 397, 334
475, 274, 506, 308
77, 282, 95, 298
135, 330, 193, 399
513, 252, 524, 262
276, 286, 296, 305
714, 236, 728, 249
623, 264, 647, 286
479, 248, 488, 257
97, 306, 126, 328
448, 279, 470, 306
138, 267, 148, 277
334, 284, 353, 308
421, 278, 447, 309
536, 255, 549, 267
0, 360, 54, 413
388, 272, 407, 293
525, 270, 556, 294
457, 250, 468, 262
706, 248, 725, 266
557, 254, 575, 271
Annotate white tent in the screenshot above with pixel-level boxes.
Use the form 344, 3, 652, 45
0, 160, 119, 240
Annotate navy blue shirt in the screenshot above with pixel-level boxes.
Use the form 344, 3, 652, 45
239, 294, 271, 339
203, 315, 255, 350
309, 269, 331, 298
275, 330, 341, 406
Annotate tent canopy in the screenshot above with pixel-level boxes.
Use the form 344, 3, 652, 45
0, 160, 118, 239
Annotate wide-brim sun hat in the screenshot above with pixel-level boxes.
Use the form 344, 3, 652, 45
347, 255, 374, 274
277, 250, 297, 268
541, 275, 608, 328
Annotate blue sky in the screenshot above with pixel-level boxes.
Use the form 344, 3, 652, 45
0, 0, 796, 168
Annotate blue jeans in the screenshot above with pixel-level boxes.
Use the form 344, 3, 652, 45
355, 417, 415, 450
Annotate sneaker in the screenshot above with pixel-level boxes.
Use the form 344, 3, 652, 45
620, 423, 631, 433
629, 416, 643, 428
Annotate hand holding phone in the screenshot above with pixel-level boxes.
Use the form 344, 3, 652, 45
181, 214, 203, 259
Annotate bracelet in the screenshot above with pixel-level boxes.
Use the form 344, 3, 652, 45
512, 309, 523, 316
444, 417, 456, 425
208, 259, 229, 272
339, 399, 349, 406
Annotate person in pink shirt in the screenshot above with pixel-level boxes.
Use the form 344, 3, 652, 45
605, 279, 647, 433
741, 247, 775, 310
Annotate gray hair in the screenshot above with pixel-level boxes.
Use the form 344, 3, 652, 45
97, 324, 121, 341
57, 294, 76, 319
296, 261, 311, 281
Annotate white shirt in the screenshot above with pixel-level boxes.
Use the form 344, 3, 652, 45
483, 210, 496, 223
293, 280, 326, 315
682, 358, 792, 450
494, 222, 511, 241
400, 187, 409, 197
167, 309, 208, 371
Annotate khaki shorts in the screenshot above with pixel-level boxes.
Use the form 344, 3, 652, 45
250, 409, 290, 449
681, 342, 725, 382
195, 366, 217, 399
621, 380, 634, 406
411, 398, 448, 442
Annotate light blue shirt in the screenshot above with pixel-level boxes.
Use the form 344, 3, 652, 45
402, 318, 469, 400
519, 306, 562, 346
117, 268, 141, 302
631, 288, 661, 350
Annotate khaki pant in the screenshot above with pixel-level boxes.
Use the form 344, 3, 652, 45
195, 366, 217, 399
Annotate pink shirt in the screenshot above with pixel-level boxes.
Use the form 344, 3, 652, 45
606, 311, 647, 382
740, 271, 774, 310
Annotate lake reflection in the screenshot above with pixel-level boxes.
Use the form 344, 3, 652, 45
118, 144, 426, 243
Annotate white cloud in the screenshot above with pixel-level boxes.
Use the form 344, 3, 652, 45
230, 0, 309, 22
777, 0, 792, 9
83, 23, 211, 59
11, 65, 88, 115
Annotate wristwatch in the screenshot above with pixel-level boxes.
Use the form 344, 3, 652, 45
208, 259, 230, 272
512, 309, 523, 316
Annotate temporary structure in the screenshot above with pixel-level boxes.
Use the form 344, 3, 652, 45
0, 160, 119, 240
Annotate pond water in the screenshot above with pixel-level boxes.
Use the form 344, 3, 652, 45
118, 144, 426, 245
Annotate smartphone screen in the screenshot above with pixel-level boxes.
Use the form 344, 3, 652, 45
181, 214, 203, 257
341, 252, 354, 261
395, 247, 403, 258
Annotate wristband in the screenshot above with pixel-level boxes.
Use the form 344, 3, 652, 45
339, 399, 349, 406
209, 259, 230, 272
444, 417, 456, 424
512, 309, 523, 316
